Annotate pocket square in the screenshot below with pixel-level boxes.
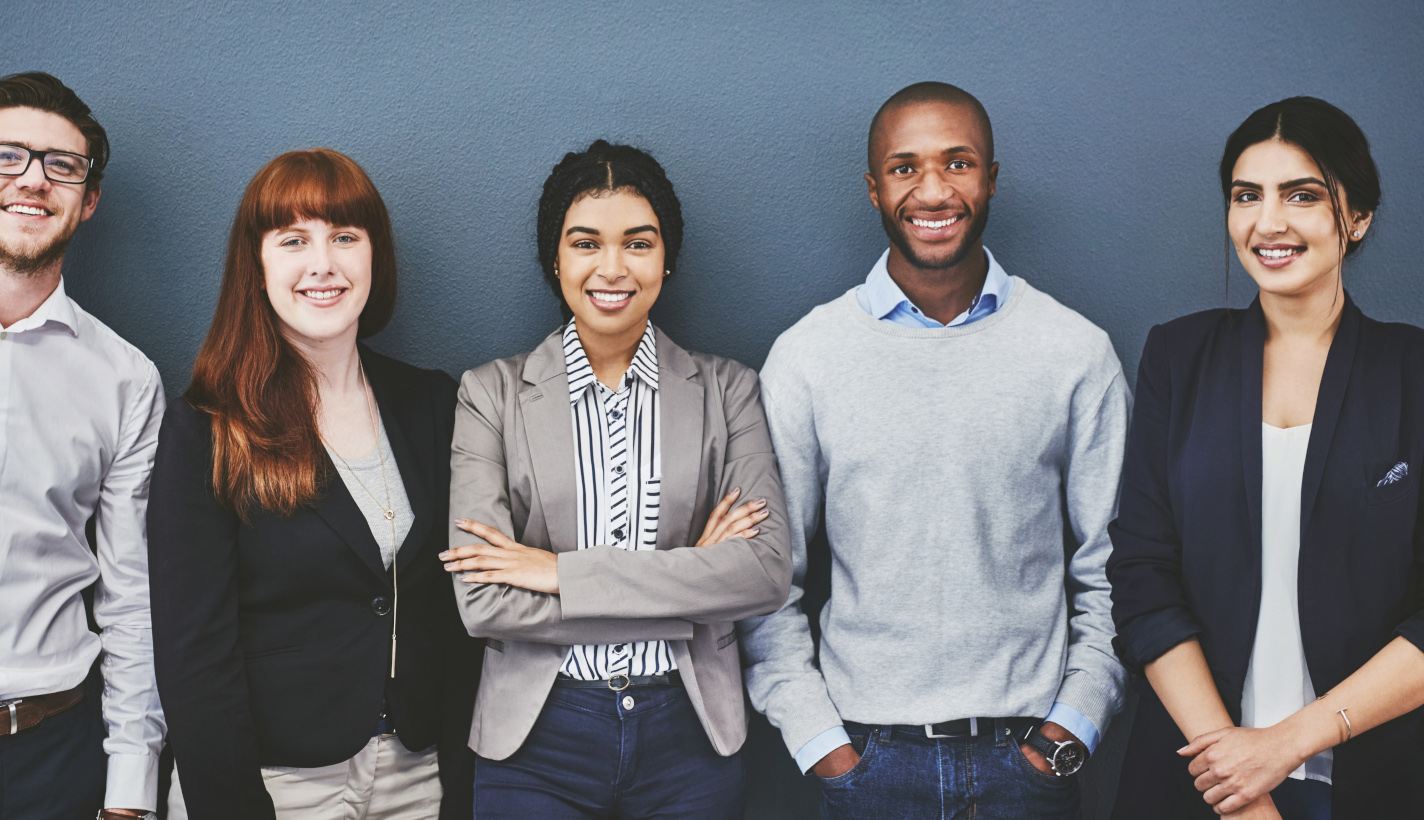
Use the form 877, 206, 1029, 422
1377, 462, 1409, 487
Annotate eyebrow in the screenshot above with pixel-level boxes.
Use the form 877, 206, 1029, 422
887, 145, 978, 161
1231, 176, 1327, 191
2, 139, 82, 154
565, 224, 660, 237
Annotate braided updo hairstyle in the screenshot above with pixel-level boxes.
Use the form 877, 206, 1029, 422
537, 140, 684, 320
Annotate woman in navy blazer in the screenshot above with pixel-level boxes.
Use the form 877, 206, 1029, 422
1108, 98, 1424, 820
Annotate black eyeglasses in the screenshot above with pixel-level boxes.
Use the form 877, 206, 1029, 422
0, 143, 94, 185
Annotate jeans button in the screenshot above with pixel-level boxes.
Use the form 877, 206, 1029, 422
371, 596, 391, 616
622, 695, 635, 710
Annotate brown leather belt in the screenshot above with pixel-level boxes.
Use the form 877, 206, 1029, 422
0, 682, 85, 737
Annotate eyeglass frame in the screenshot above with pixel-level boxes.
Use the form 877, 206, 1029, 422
0, 143, 95, 185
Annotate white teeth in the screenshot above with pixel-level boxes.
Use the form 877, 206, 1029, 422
910, 216, 959, 229
1256, 248, 1300, 259
590, 291, 632, 303
4, 204, 49, 216
302, 289, 343, 299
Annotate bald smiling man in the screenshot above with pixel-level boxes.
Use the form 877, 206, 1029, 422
739, 82, 1130, 819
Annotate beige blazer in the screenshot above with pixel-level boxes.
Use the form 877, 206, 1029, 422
450, 325, 791, 760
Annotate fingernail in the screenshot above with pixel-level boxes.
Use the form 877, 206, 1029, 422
757, 510, 769, 518
731, 487, 741, 496
456, 518, 469, 525
753, 498, 766, 507
444, 563, 455, 570
439, 551, 451, 560
747, 528, 759, 537
1176, 746, 1189, 754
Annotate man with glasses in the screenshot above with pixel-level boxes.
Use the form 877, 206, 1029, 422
0, 71, 164, 820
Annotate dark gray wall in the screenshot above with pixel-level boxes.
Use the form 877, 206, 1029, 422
10, 1, 1421, 817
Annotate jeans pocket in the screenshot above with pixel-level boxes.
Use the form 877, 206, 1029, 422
816, 731, 878, 789
1008, 739, 1075, 786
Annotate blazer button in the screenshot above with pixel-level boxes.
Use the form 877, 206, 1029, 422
372, 596, 392, 616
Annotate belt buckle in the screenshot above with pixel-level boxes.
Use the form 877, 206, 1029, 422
0, 698, 22, 735
607, 674, 632, 692
925, 716, 977, 739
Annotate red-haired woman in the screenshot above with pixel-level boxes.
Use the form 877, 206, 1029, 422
147, 149, 479, 820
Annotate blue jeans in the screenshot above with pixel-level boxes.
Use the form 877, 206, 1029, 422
819, 720, 1080, 820
472, 681, 743, 818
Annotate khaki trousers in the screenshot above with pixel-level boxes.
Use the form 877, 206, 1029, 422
169, 736, 441, 819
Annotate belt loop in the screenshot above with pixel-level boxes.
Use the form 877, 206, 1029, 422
969, 716, 979, 737
4, 699, 19, 735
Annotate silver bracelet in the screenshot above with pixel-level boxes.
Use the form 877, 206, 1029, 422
1336, 708, 1352, 742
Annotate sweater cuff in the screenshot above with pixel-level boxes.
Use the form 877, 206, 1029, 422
1116, 607, 1204, 674
794, 726, 851, 774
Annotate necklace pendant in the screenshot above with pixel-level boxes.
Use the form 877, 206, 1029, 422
383, 509, 395, 521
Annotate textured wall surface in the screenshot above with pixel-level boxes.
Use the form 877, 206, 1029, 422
8, 2, 1421, 817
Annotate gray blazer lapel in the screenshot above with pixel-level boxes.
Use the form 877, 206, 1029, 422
655, 327, 704, 552
521, 329, 579, 553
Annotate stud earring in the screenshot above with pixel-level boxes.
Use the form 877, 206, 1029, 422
553, 267, 559, 277
1352, 231, 1361, 238
664, 269, 671, 277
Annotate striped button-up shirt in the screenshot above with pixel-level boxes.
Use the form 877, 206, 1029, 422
559, 320, 676, 679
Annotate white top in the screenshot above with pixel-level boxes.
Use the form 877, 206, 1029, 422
1242, 423, 1332, 783
325, 419, 413, 569
0, 279, 166, 809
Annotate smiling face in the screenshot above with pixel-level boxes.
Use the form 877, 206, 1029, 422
557, 188, 665, 341
866, 100, 998, 271
0, 106, 100, 276
260, 219, 372, 350
1228, 139, 1371, 299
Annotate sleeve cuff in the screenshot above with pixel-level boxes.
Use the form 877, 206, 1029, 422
104, 751, 160, 812
1045, 702, 1102, 756
794, 725, 851, 774
1116, 607, 1203, 673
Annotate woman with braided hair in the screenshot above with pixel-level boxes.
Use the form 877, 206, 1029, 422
440, 140, 792, 818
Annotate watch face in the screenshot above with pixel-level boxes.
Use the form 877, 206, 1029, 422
1052, 741, 1086, 776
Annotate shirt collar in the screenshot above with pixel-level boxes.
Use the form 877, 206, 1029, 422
860, 246, 1011, 324
563, 320, 659, 403
2, 277, 79, 335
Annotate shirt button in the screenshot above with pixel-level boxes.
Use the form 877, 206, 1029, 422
611, 410, 623, 420
371, 596, 391, 616
614, 644, 626, 651
622, 695, 635, 710
612, 526, 626, 541
613, 464, 625, 475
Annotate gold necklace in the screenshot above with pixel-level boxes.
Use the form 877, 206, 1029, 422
325, 360, 400, 677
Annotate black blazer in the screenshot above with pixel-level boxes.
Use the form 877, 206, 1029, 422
1107, 296, 1424, 818
148, 348, 481, 820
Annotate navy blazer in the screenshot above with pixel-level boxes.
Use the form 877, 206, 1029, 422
1106, 296, 1424, 817
149, 347, 481, 820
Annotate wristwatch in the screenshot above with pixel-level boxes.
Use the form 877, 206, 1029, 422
1023, 724, 1087, 776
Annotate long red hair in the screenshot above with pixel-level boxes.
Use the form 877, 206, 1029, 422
187, 148, 398, 519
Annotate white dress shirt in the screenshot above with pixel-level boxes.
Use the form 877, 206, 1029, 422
0, 278, 166, 810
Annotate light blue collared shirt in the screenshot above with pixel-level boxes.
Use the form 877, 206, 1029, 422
795, 246, 1099, 775
854, 246, 1012, 329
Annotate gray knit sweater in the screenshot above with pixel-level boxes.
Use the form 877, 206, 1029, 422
739, 277, 1130, 759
